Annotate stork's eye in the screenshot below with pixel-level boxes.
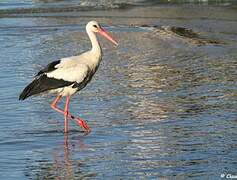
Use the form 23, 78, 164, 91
93, 25, 98, 28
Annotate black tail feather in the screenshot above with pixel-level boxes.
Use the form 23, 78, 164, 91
19, 78, 41, 100
19, 75, 73, 100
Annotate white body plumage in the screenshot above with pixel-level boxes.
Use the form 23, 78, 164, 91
47, 50, 102, 96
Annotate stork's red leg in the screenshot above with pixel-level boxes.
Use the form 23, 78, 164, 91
50, 95, 64, 114
50, 95, 91, 132
64, 96, 70, 133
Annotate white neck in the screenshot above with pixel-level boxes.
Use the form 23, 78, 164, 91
87, 29, 101, 54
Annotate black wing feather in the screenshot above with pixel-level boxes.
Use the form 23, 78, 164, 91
36, 60, 61, 76
19, 74, 73, 100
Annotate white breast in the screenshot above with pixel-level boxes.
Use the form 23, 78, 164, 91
47, 63, 89, 83
48, 50, 101, 82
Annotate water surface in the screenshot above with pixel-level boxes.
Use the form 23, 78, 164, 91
0, 1, 236, 179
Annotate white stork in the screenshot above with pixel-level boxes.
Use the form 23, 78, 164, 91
19, 21, 118, 133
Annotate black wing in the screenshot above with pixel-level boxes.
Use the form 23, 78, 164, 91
19, 74, 73, 100
36, 60, 61, 76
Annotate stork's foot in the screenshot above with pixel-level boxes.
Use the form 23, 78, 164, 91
71, 116, 91, 133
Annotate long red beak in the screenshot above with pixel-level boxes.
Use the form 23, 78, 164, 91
98, 28, 118, 46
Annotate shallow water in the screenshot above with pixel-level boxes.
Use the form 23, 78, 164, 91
0, 1, 237, 179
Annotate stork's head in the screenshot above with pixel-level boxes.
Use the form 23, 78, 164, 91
86, 21, 118, 46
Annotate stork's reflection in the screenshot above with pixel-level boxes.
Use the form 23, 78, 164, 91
52, 132, 88, 179
63, 134, 73, 178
